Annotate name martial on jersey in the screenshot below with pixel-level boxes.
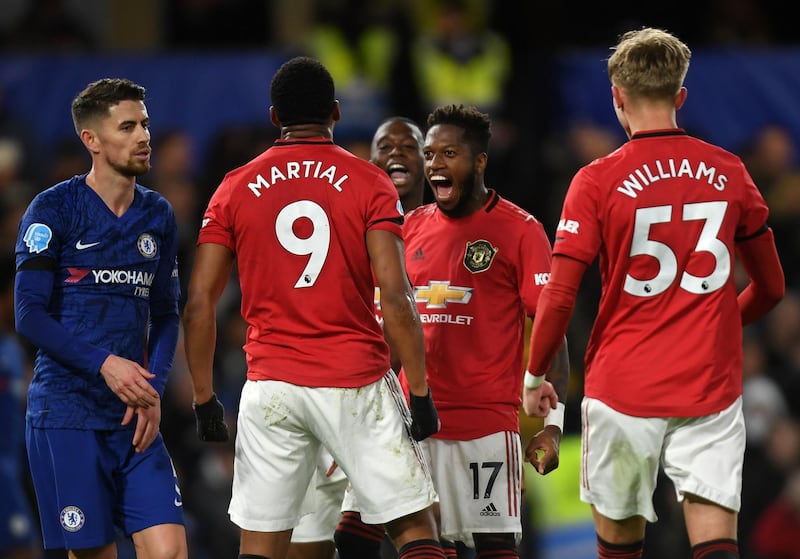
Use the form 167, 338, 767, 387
246, 160, 350, 196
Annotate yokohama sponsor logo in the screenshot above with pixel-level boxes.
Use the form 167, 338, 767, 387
91, 269, 154, 286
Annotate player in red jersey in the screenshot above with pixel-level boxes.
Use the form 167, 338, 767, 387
328, 116, 429, 559
393, 104, 568, 558
524, 28, 785, 559
182, 57, 445, 559
290, 116, 429, 559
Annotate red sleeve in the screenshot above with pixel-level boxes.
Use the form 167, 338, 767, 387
737, 227, 785, 325
366, 172, 403, 238
526, 254, 587, 375
197, 178, 235, 251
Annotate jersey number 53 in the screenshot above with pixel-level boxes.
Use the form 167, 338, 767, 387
625, 201, 729, 297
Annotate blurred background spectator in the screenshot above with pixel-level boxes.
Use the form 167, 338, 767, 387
749, 467, 800, 559
0, 253, 39, 559
0, 2, 798, 558
742, 124, 800, 287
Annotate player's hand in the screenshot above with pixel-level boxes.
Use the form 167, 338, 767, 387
100, 354, 159, 408
122, 403, 162, 453
194, 393, 229, 442
522, 380, 558, 417
525, 425, 561, 475
409, 389, 440, 441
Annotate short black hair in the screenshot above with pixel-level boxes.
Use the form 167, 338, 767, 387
71, 78, 146, 134
376, 116, 419, 130
270, 56, 335, 127
426, 104, 491, 154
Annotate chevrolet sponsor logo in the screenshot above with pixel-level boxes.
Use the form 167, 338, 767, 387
414, 281, 472, 308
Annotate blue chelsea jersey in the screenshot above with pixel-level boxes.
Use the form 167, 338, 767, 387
16, 175, 180, 429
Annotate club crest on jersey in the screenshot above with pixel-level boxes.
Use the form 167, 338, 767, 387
137, 233, 157, 258
60, 506, 85, 532
23, 222, 52, 254
463, 240, 497, 273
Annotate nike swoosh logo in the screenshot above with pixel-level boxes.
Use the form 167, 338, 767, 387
75, 240, 100, 250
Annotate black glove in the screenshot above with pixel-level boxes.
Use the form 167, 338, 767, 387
409, 389, 440, 441
193, 393, 229, 442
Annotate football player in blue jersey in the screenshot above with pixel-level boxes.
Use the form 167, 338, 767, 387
14, 78, 188, 559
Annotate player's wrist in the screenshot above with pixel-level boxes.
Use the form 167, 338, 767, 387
544, 402, 565, 431
523, 370, 544, 389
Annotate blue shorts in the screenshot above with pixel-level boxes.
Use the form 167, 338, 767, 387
0, 460, 38, 552
26, 426, 185, 550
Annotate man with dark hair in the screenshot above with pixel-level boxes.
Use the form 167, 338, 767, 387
14, 77, 187, 558
339, 104, 568, 559
183, 56, 445, 559
292, 115, 429, 559
370, 116, 427, 213
401, 104, 567, 559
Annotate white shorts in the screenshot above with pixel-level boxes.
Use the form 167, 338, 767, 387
425, 432, 523, 548
340, 431, 522, 548
229, 373, 435, 531
580, 396, 745, 522
291, 448, 348, 543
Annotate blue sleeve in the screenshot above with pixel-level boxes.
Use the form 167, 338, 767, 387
146, 312, 179, 397
15, 268, 110, 377
145, 205, 181, 396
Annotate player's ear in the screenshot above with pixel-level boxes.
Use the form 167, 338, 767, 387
475, 151, 488, 175
331, 100, 341, 123
675, 87, 688, 110
611, 85, 624, 110
269, 106, 280, 128
79, 128, 100, 154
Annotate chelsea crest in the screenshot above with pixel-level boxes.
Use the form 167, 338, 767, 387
137, 233, 158, 258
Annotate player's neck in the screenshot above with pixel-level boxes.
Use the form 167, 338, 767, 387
280, 123, 333, 140
402, 189, 425, 213
440, 184, 489, 219
85, 168, 136, 217
626, 110, 679, 136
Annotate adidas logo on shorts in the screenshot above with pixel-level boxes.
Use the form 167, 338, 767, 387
480, 502, 500, 517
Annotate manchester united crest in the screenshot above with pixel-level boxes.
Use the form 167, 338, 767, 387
463, 240, 497, 273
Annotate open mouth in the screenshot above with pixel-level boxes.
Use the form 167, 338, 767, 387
429, 174, 454, 201
388, 163, 410, 185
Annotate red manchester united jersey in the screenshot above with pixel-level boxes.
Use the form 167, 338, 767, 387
555, 129, 769, 416
199, 137, 403, 387
400, 190, 553, 439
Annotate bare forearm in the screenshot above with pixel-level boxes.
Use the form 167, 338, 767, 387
182, 300, 218, 404
547, 337, 570, 403
381, 291, 427, 395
